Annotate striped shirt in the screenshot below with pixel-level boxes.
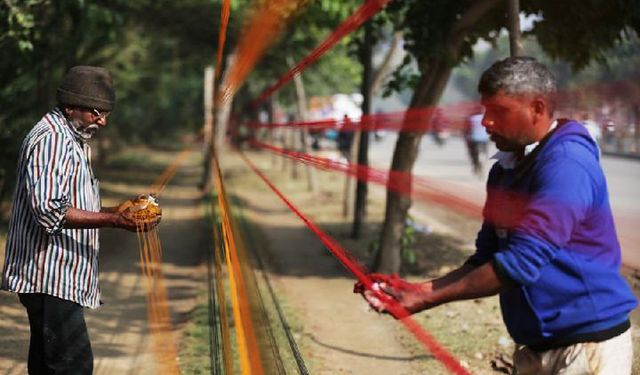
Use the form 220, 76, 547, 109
1, 108, 102, 308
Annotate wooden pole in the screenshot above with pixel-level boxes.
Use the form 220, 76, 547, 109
201, 66, 215, 193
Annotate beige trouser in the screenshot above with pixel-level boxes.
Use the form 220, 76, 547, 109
512, 329, 633, 375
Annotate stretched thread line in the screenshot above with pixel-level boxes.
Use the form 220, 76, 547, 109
251, 0, 392, 107
135, 221, 180, 374
210, 197, 234, 374
228, 196, 287, 374
250, 139, 483, 219
151, 145, 198, 197
215, 0, 231, 82
220, 0, 310, 103
247, 105, 470, 132
213, 154, 266, 374
251, 74, 640, 119
233, 199, 310, 374
250, 137, 600, 232
217, 178, 253, 374
238, 150, 471, 375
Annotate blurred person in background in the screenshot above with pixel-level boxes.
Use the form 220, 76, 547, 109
430, 108, 450, 146
580, 112, 602, 145
337, 114, 355, 161
464, 105, 491, 176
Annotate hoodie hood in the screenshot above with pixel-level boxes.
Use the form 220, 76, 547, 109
543, 119, 600, 162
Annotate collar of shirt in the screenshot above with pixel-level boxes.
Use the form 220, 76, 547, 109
52, 107, 88, 143
491, 120, 558, 170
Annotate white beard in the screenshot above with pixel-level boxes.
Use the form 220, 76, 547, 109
71, 119, 100, 140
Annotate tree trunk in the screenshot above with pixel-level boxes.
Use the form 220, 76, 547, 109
352, 19, 374, 239
634, 104, 640, 154
373, 62, 453, 273
370, 31, 402, 98
342, 131, 359, 219
0, 177, 7, 222
289, 129, 300, 179
267, 96, 278, 167
374, 0, 500, 273
282, 127, 289, 173
289, 56, 319, 193
300, 128, 318, 191
507, 0, 523, 57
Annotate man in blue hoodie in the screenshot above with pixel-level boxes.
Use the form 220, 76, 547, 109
358, 57, 637, 374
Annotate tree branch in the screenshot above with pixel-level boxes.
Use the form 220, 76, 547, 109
370, 31, 402, 97
451, 0, 502, 41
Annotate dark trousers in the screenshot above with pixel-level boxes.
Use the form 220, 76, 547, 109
19, 293, 93, 375
466, 140, 488, 173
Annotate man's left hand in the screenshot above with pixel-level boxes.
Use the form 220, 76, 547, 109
354, 274, 437, 317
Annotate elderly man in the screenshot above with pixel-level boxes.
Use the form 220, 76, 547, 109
358, 57, 637, 374
1, 66, 159, 374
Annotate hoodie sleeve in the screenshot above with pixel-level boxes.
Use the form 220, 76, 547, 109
466, 221, 499, 267
466, 163, 501, 267
494, 149, 598, 286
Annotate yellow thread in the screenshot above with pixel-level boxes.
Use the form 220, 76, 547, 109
211, 203, 233, 373
213, 155, 265, 375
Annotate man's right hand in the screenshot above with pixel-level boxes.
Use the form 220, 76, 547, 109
354, 273, 434, 317
111, 210, 161, 232
64, 207, 160, 232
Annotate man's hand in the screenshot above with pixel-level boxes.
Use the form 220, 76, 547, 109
110, 194, 162, 232
113, 208, 161, 232
354, 273, 436, 318
381, 278, 435, 314
354, 263, 505, 319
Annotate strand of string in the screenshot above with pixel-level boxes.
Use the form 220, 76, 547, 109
150, 144, 199, 197
215, 0, 231, 82
238, 150, 471, 375
249, 139, 483, 219
135, 220, 180, 374
250, 0, 392, 107
211, 0, 298, 371
248, 77, 640, 132
219, 0, 311, 104
206, 0, 236, 372
212, 153, 267, 374
209, 197, 234, 374
123, 138, 203, 373
247, 105, 471, 132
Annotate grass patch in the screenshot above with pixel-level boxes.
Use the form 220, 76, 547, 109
178, 293, 213, 375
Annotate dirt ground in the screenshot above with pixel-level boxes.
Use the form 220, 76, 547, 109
222, 150, 512, 374
223, 148, 640, 374
0, 146, 210, 375
1, 144, 639, 374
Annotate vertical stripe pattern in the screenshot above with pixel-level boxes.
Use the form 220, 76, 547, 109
2, 108, 102, 308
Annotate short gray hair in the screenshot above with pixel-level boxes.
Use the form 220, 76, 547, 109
478, 56, 557, 113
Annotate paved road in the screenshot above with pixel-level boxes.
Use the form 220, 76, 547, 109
369, 134, 640, 269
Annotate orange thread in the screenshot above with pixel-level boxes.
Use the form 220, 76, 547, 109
213, 155, 265, 374
219, 0, 311, 104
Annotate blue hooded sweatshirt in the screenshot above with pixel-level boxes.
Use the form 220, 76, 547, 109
467, 120, 637, 349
